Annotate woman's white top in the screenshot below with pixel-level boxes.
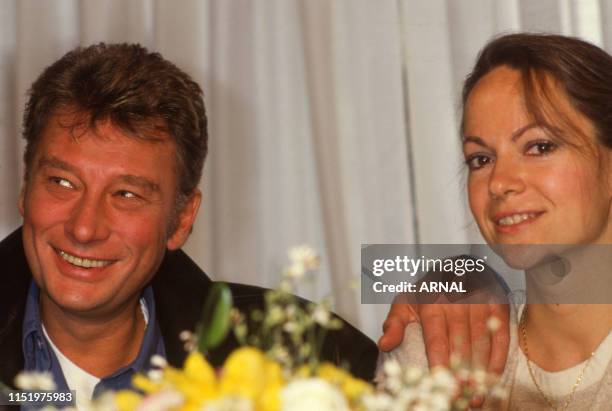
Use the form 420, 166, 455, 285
377, 304, 612, 410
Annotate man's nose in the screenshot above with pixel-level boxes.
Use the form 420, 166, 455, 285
488, 158, 525, 199
65, 194, 110, 243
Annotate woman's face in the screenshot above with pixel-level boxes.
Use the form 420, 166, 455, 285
463, 66, 612, 246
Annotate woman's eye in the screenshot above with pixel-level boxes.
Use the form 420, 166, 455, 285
465, 155, 492, 170
525, 140, 558, 155
50, 177, 74, 189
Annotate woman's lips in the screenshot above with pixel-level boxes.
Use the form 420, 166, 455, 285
493, 211, 544, 234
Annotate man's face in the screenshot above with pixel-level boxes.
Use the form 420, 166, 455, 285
19, 113, 199, 316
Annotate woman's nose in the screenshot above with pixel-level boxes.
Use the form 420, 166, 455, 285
488, 158, 525, 199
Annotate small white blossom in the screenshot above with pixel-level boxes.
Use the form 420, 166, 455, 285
15, 371, 56, 390
490, 385, 509, 400
203, 397, 253, 411
426, 392, 452, 411
78, 392, 118, 411
487, 316, 502, 332
283, 321, 298, 333
383, 359, 402, 379
472, 368, 488, 386
268, 306, 285, 324
150, 354, 168, 368
135, 389, 184, 411
313, 306, 331, 326
288, 246, 319, 270
286, 262, 306, 279
404, 366, 423, 384
281, 378, 349, 411
147, 369, 164, 382
431, 369, 458, 397
179, 330, 194, 341
361, 392, 395, 411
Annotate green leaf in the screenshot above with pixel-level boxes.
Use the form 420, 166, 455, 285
197, 283, 233, 352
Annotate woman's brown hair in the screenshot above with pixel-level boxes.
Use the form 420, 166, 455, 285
462, 33, 612, 152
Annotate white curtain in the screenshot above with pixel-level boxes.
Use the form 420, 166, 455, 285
0, 0, 608, 339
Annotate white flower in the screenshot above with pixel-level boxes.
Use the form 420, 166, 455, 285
404, 366, 423, 384
283, 321, 298, 333
430, 368, 458, 395
486, 316, 502, 332
471, 368, 488, 386
76, 392, 117, 411
286, 262, 307, 279
135, 389, 184, 411
281, 378, 349, 411
288, 246, 319, 270
360, 393, 394, 411
147, 369, 164, 382
15, 371, 56, 390
313, 305, 331, 326
268, 306, 285, 324
150, 354, 168, 368
179, 330, 194, 341
202, 397, 253, 411
383, 359, 402, 379
490, 385, 508, 400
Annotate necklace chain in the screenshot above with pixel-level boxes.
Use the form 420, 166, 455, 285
520, 307, 594, 411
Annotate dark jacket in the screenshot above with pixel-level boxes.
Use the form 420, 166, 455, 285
0, 228, 377, 390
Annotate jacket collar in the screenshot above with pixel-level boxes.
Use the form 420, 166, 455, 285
0, 227, 214, 386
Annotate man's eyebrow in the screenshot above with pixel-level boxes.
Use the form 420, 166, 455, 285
118, 175, 161, 193
38, 155, 78, 173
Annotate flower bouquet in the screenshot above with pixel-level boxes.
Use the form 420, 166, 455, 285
10, 247, 501, 410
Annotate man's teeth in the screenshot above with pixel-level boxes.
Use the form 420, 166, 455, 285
498, 213, 537, 226
58, 250, 111, 268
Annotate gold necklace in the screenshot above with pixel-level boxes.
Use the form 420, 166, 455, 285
520, 307, 595, 411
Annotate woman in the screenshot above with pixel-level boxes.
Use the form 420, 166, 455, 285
381, 33, 612, 410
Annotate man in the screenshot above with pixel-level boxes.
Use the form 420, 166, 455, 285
0, 43, 377, 404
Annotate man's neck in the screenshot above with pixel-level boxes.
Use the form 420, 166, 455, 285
39, 295, 146, 378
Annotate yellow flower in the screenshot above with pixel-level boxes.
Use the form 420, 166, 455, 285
220, 347, 267, 398
316, 363, 372, 401
219, 347, 285, 410
114, 390, 142, 411
164, 367, 217, 403
184, 351, 217, 386
132, 373, 163, 394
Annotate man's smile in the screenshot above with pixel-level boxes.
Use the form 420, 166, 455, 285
55, 247, 115, 269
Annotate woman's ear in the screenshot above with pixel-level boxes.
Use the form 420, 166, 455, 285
166, 189, 202, 250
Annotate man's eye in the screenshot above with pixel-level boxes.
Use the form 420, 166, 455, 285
116, 190, 139, 199
50, 177, 74, 189
525, 140, 558, 156
465, 154, 492, 170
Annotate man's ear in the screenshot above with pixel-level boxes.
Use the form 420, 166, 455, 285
166, 189, 202, 250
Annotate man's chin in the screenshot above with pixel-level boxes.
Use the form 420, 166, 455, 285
40, 281, 115, 316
